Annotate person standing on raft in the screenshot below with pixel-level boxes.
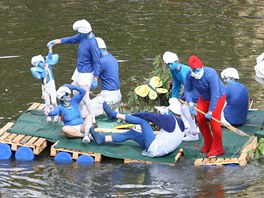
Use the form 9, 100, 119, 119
184, 55, 226, 158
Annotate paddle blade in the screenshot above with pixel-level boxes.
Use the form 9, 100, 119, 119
235, 128, 249, 137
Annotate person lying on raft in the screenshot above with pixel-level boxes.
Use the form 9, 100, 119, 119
90, 102, 185, 157
45, 84, 93, 144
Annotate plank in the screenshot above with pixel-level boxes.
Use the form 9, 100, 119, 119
19, 136, 32, 144
0, 132, 11, 140
37, 104, 45, 110
50, 142, 102, 162
4, 133, 18, 143
175, 148, 183, 162
11, 134, 26, 143
33, 138, 46, 147
28, 103, 40, 110
25, 137, 38, 145
194, 137, 257, 166
0, 122, 14, 136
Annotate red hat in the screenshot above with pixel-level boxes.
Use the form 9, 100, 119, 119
189, 55, 203, 69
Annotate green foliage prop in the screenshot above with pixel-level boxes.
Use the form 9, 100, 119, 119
126, 55, 171, 113
255, 138, 264, 159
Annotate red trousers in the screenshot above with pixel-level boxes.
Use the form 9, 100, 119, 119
196, 95, 226, 156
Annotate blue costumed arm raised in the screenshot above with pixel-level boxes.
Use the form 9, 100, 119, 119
64, 84, 86, 103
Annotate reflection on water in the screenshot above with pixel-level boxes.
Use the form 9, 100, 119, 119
1, 0, 264, 196
1, 157, 264, 197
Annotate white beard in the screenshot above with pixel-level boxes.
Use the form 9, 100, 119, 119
191, 68, 204, 79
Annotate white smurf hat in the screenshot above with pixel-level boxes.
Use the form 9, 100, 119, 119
162, 51, 179, 64
31, 55, 44, 67
73, 19, 92, 34
221, 67, 239, 79
168, 98, 182, 115
56, 86, 71, 100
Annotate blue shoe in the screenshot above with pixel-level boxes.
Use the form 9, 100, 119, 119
103, 102, 117, 120
90, 127, 105, 144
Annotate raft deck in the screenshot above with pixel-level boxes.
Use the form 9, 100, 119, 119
0, 122, 47, 155
1, 102, 264, 166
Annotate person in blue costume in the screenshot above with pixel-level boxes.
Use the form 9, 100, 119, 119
184, 55, 226, 158
220, 68, 249, 126
47, 19, 100, 124
90, 102, 185, 157
31, 46, 59, 123
45, 84, 93, 144
83, 37, 122, 117
163, 51, 200, 141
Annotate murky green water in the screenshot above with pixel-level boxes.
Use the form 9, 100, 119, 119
1, 0, 264, 197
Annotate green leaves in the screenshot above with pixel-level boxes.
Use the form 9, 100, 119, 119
126, 55, 172, 113
255, 138, 264, 160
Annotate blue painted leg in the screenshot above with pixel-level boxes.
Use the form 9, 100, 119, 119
103, 102, 117, 120
90, 128, 105, 144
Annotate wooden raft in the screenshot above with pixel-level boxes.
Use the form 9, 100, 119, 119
50, 141, 102, 162
0, 122, 47, 155
124, 148, 183, 166
50, 140, 183, 165
194, 137, 258, 166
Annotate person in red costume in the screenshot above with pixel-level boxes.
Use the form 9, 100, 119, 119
184, 55, 226, 158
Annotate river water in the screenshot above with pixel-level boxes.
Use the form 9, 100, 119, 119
1, 0, 264, 197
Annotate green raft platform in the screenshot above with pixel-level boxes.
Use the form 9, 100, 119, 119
1, 102, 263, 166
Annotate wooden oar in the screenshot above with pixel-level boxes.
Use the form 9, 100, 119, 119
44, 75, 47, 90
179, 99, 249, 137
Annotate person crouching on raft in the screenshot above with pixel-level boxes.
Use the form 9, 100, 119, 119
90, 100, 184, 157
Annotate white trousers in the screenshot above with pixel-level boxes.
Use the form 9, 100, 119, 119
41, 80, 57, 112
83, 89, 122, 117
181, 104, 197, 132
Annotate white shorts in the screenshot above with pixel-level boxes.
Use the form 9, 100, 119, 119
220, 102, 231, 126
71, 68, 93, 86
71, 124, 82, 132
142, 124, 184, 157
221, 112, 231, 126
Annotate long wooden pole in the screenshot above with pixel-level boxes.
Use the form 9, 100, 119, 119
179, 99, 249, 137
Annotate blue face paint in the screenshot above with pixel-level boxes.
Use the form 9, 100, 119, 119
168, 62, 181, 72
224, 78, 236, 84
38, 62, 45, 69
192, 68, 202, 74
99, 49, 108, 57
81, 33, 88, 39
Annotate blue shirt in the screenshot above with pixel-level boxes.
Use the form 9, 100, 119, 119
224, 82, 248, 125
99, 53, 120, 91
184, 67, 225, 112
61, 33, 100, 77
49, 85, 86, 126
170, 63, 199, 103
